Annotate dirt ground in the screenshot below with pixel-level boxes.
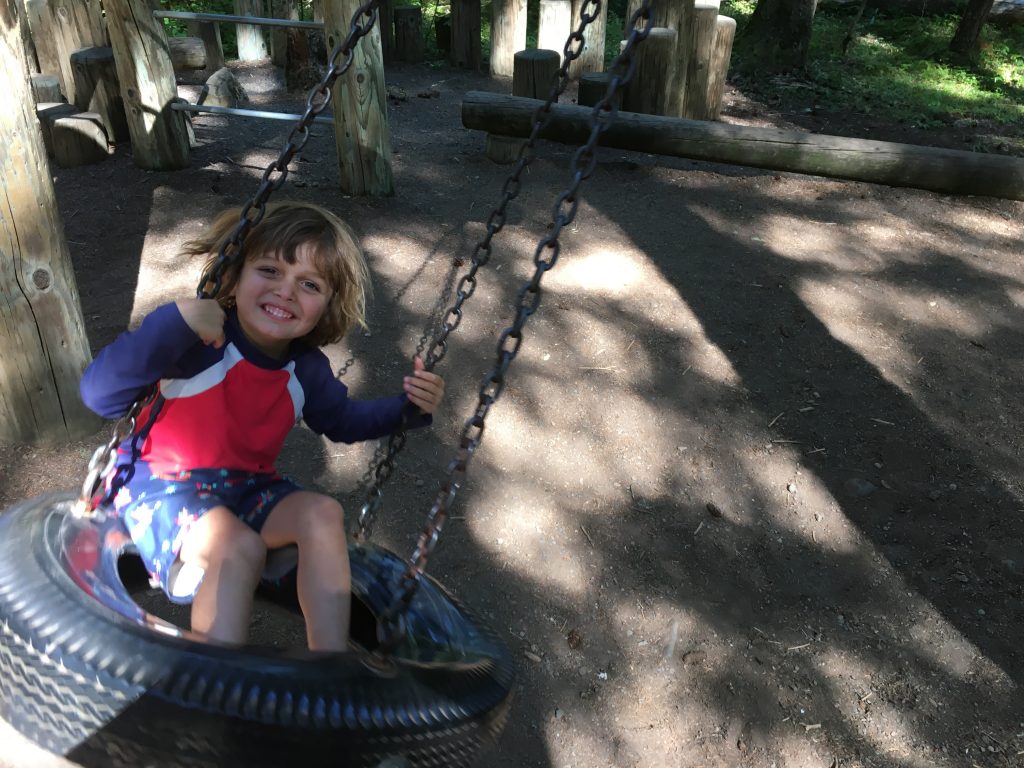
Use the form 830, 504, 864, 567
2, 57, 1023, 767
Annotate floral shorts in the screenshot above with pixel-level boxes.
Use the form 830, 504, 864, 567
108, 462, 300, 604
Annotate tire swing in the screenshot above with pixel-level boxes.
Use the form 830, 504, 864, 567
0, 0, 654, 765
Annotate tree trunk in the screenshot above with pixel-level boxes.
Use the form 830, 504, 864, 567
234, 0, 268, 60
489, 0, 527, 77
537, 0, 571, 63
950, 0, 995, 54
462, 91, 1024, 201
323, 0, 394, 195
739, 0, 817, 73
1, 3, 100, 444
271, 0, 298, 67
449, 0, 481, 70
394, 5, 425, 62
567, 0, 608, 78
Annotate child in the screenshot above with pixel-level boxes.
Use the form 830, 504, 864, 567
79, 201, 445, 651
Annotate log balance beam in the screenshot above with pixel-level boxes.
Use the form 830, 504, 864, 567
462, 91, 1024, 201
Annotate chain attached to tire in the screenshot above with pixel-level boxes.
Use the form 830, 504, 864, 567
76, 0, 384, 517
376, 0, 656, 651
355, 0, 631, 540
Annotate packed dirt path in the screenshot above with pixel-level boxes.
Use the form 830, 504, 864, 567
2, 60, 1022, 767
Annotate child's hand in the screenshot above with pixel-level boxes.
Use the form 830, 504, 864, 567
404, 357, 445, 415
176, 298, 226, 348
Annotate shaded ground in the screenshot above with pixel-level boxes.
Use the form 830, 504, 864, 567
2, 58, 1023, 767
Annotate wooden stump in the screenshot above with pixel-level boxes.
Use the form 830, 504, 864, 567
489, 0, 527, 77
662, 0, 694, 118
578, 71, 619, 108
52, 111, 109, 167
538, 0, 571, 63
2, 8, 101, 444
487, 48, 560, 163
394, 5, 425, 63
324, 0, 393, 195
449, 0, 481, 70
104, 0, 190, 170
512, 48, 560, 99
24, 0, 106, 103
168, 37, 207, 70
36, 101, 79, 156
567, 0, 608, 78
285, 28, 327, 92
622, 26, 676, 115
682, 0, 720, 120
31, 73, 62, 103
70, 46, 129, 143
705, 15, 736, 121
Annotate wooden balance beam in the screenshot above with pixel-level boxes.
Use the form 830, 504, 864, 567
461, 91, 1024, 201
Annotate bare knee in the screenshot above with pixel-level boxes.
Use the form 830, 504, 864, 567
295, 495, 345, 541
183, 509, 267, 572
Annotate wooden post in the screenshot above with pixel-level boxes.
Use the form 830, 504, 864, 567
462, 91, 1024, 201
378, 0, 394, 63
271, 0, 298, 67
323, 0, 393, 195
622, 26, 676, 115
449, 0, 481, 70
489, 0, 526, 77
234, 0, 268, 60
197, 22, 226, 72
70, 46, 129, 143
24, 0, 106, 103
1, 5, 100, 444
704, 15, 735, 121
31, 73, 62, 102
104, 0, 190, 170
537, 0, 571, 63
394, 5, 424, 63
52, 111, 109, 166
167, 37, 207, 70
681, 0, 719, 119
567, 0, 608, 79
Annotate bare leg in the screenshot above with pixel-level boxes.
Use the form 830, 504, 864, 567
260, 492, 351, 651
179, 506, 267, 645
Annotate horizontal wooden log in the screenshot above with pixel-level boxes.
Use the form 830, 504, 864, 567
461, 91, 1024, 201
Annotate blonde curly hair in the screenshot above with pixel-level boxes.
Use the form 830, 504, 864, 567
184, 202, 369, 347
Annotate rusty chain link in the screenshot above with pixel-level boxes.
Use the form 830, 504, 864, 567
355, 0, 621, 539
376, 0, 656, 650
76, 0, 384, 517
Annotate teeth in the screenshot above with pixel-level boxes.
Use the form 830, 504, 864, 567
263, 305, 292, 319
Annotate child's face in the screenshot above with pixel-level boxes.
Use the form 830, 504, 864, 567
232, 243, 332, 358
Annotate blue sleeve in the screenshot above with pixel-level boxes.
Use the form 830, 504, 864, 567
297, 351, 432, 443
80, 302, 201, 419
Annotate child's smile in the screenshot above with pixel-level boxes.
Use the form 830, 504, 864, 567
233, 245, 331, 358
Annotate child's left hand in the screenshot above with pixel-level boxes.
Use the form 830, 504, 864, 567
404, 357, 445, 415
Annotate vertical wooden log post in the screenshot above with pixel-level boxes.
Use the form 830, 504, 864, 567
271, 0, 298, 67
622, 26, 676, 115
567, 0, 608, 79
24, 0, 105, 103
104, 0, 190, 170
1, 3, 100, 443
234, 0, 268, 60
489, 0, 526, 77
537, 0, 571, 63
394, 5, 424, 63
487, 48, 559, 163
198, 22, 226, 71
704, 14, 735, 120
70, 46, 129, 143
681, 0, 719, 119
378, 0, 395, 63
449, 0, 481, 70
323, 0, 393, 195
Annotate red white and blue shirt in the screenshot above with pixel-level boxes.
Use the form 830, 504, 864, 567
80, 302, 428, 475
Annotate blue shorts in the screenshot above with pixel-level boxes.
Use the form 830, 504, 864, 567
108, 462, 301, 604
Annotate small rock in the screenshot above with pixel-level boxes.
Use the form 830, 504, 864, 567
417, 88, 441, 98
928, 490, 942, 501
787, 483, 797, 494
566, 628, 583, 650
706, 501, 724, 518
524, 650, 542, 663
844, 478, 878, 498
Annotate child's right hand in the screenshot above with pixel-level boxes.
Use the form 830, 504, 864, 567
176, 298, 226, 348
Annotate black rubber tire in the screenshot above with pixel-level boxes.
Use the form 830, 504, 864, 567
0, 493, 514, 767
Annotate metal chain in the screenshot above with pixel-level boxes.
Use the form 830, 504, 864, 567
355, 0, 613, 539
76, 0, 383, 517
375, 0, 656, 650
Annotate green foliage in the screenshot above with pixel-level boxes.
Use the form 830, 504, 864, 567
722, 1, 1024, 128
162, 0, 240, 59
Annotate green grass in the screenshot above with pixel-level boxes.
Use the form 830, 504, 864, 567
722, 0, 1024, 128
